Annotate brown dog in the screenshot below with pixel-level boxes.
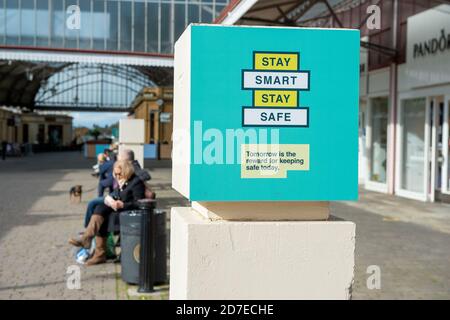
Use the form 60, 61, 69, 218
69, 185, 83, 204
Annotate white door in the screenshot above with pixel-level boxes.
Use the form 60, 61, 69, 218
358, 102, 366, 184
427, 96, 448, 202
442, 96, 450, 194
365, 97, 389, 192
428, 98, 438, 201
396, 97, 428, 201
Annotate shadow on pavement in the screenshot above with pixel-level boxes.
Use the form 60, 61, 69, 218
0, 152, 95, 241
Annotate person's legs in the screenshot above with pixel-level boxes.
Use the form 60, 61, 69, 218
69, 204, 111, 249
85, 208, 112, 266
85, 235, 107, 266
97, 183, 105, 197
84, 197, 104, 228
97, 214, 110, 238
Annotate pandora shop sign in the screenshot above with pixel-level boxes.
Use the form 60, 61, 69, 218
405, 4, 450, 87
412, 29, 450, 59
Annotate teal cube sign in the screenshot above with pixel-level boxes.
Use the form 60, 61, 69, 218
172, 25, 359, 201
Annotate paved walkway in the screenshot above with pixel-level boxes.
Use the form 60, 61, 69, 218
0, 152, 186, 299
0, 152, 117, 299
0, 152, 449, 299
334, 191, 450, 299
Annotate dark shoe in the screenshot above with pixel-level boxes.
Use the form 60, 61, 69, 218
68, 238, 83, 247
68, 215, 104, 249
86, 236, 107, 266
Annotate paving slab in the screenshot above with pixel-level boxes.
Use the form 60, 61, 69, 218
1, 152, 449, 299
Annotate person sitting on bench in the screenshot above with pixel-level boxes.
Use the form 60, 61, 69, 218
83, 149, 153, 228
69, 160, 146, 266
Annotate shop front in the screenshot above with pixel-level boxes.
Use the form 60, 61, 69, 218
396, 92, 450, 202
361, 4, 450, 202
365, 95, 389, 193
395, 5, 450, 202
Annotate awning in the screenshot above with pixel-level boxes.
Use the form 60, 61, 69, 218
215, 0, 362, 27
215, 0, 398, 58
0, 46, 174, 68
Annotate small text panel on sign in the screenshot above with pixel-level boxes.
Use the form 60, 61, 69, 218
241, 144, 310, 178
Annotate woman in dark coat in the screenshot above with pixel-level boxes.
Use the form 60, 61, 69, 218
69, 160, 145, 265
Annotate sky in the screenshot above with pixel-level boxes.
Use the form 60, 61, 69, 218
71, 112, 128, 128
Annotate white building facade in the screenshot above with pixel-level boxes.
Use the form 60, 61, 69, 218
360, 5, 450, 202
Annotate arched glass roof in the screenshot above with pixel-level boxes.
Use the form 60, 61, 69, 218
35, 63, 155, 111
0, 60, 173, 111
0, 0, 225, 111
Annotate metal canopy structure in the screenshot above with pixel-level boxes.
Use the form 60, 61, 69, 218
0, 60, 67, 109
0, 58, 173, 112
216, 0, 450, 61
0, 45, 174, 112
215, 0, 398, 57
217, 0, 362, 25
35, 64, 167, 112
0, 0, 232, 112
0, 47, 174, 67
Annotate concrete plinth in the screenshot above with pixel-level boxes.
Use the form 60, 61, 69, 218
119, 119, 145, 167
170, 207, 355, 300
192, 201, 330, 221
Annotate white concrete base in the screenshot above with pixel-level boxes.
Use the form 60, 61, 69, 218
170, 207, 355, 300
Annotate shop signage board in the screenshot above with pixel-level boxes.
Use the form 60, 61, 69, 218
173, 24, 359, 201
404, 4, 450, 89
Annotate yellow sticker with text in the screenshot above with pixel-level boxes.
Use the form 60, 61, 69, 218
241, 144, 310, 179
254, 90, 298, 107
254, 52, 298, 70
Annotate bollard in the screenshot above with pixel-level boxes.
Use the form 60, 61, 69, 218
137, 199, 156, 293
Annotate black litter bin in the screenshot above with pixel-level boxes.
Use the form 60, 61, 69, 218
119, 209, 167, 285
154, 209, 167, 284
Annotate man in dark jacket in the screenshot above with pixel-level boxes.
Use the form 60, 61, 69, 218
118, 149, 151, 182
1, 140, 7, 160
98, 150, 115, 196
